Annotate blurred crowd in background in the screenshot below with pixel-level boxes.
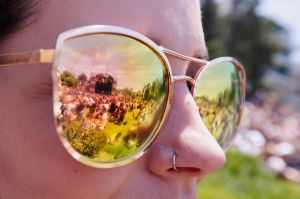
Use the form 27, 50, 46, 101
236, 91, 300, 183
201, 0, 300, 184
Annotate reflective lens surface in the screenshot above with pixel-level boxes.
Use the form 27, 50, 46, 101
53, 33, 169, 165
194, 60, 243, 149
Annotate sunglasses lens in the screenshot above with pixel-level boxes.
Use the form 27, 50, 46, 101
194, 60, 243, 150
53, 33, 169, 166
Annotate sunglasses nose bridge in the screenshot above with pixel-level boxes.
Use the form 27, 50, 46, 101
172, 75, 195, 86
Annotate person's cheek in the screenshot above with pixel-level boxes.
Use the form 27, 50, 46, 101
0, 65, 141, 198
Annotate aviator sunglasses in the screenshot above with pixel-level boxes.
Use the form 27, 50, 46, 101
0, 25, 246, 168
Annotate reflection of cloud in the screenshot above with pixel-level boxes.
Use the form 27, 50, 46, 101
57, 33, 164, 90
92, 52, 108, 62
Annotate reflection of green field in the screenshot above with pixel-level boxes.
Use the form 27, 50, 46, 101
95, 109, 141, 161
63, 108, 157, 161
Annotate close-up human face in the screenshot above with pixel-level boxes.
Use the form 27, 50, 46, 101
0, 0, 244, 198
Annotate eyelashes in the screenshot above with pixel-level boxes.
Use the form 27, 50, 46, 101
186, 52, 209, 78
186, 62, 202, 78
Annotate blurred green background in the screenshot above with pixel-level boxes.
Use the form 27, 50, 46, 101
198, 151, 300, 199
198, 0, 300, 198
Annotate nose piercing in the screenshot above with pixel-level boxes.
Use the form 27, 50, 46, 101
172, 153, 178, 171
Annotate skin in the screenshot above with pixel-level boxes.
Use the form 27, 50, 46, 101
0, 0, 225, 198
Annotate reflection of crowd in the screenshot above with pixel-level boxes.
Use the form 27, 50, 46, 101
236, 91, 300, 184
59, 85, 148, 130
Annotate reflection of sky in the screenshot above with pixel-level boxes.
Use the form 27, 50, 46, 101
196, 62, 237, 99
57, 34, 164, 90
256, 0, 300, 64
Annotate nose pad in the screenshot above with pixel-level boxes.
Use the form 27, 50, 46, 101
146, 82, 225, 179
172, 75, 196, 94
172, 75, 195, 87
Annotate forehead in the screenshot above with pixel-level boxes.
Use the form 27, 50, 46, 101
5, 0, 206, 57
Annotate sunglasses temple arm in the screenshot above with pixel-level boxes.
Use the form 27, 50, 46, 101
0, 49, 54, 67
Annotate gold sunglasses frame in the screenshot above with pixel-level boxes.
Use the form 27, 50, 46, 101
0, 25, 246, 168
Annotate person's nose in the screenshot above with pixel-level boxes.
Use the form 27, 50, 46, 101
146, 81, 226, 180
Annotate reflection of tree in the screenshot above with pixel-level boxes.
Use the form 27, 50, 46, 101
60, 71, 79, 87
78, 73, 87, 83
60, 71, 117, 94
142, 78, 165, 101
64, 120, 107, 158
94, 74, 115, 94
218, 87, 235, 106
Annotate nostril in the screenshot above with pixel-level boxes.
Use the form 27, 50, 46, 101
167, 167, 202, 175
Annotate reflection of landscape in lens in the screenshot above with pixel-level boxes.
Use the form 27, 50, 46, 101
55, 33, 167, 161
194, 62, 242, 149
